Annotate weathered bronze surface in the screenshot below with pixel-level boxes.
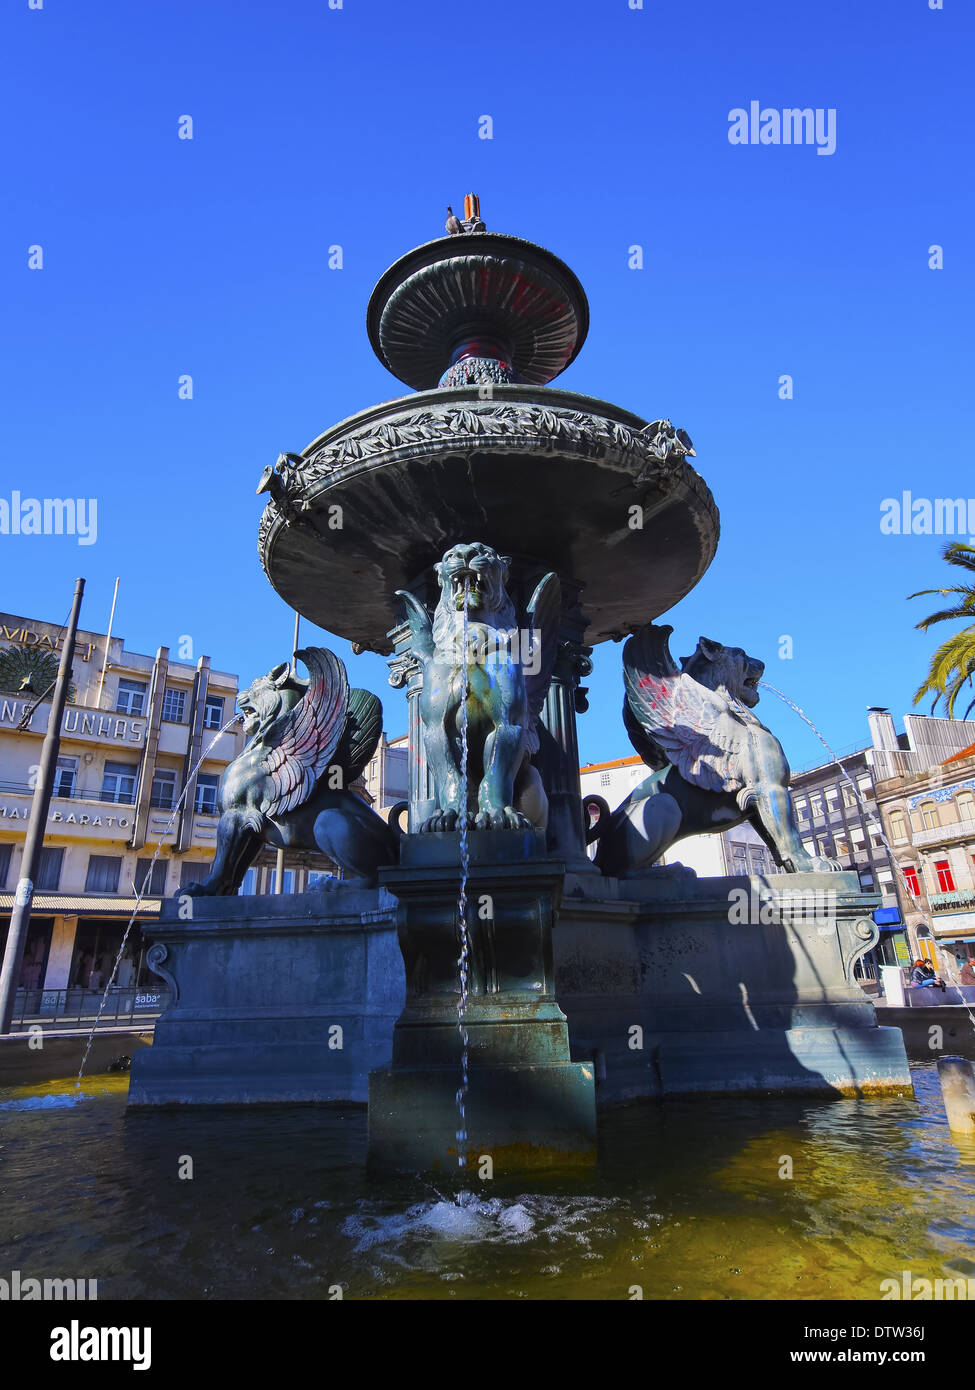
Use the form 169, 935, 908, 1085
186, 647, 398, 892
590, 624, 841, 876
258, 386, 716, 652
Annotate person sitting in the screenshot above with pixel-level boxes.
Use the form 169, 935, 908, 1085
911, 960, 937, 987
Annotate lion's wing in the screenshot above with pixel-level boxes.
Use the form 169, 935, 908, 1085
623, 626, 747, 793
524, 571, 561, 753
259, 647, 349, 817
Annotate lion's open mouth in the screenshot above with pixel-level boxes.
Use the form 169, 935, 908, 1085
741, 669, 763, 705
449, 568, 482, 611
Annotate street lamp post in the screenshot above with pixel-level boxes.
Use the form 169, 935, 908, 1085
0, 577, 86, 1034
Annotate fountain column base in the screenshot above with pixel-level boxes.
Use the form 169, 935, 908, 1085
367, 830, 597, 1173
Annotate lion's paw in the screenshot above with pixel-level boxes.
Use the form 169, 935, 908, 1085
482, 806, 532, 831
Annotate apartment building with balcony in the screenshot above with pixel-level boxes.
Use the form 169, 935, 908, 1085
867, 708, 975, 979
0, 606, 246, 1009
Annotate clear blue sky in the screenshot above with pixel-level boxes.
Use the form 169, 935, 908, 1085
3, 0, 972, 770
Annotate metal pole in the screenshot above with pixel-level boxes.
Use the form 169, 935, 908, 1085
0, 577, 86, 1034
274, 611, 301, 895
94, 575, 119, 709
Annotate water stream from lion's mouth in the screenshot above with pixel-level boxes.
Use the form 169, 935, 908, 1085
455, 578, 472, 1167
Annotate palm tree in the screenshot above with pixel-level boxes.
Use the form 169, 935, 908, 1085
909, 542, 975, 718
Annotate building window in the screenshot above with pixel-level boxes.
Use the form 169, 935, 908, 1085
115, 678, 147, 716
834, 834, 850, 856
889, 811, 908, 843
194, 774, 220, 815
150, 768, 178, 810
267, 868, 296, 894
307, 870, 336, 892
956, 791, 975, 823
859, 871, 874, 888
857, 774, 874, 800
135, 858, 168, 896
162, 687, 186, 723
903, 865, 921, 898
36, 846, 64, 891
53, 755, 78, 798
239, 867, 258, 896
794, 799, 807, 820
101, 761, 138, 804
809, 793, 824, 818
935, 859, 955, 893
921, 802, 940, 831
203, 696, 225, 730
0, 843, 11, 889
825, 786, 839, 811
85, 855, 122, 894
842, 784, 857, 809
802, 839, 815, 855
178, 861, 209, 889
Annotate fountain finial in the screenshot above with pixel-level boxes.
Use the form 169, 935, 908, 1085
367, 220, 589, 391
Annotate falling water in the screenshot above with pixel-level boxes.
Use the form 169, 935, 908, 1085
759, 680, 898, 860
760, 680, 975, 1034
74, 713, 244, 1087
455, 579, 472, 1167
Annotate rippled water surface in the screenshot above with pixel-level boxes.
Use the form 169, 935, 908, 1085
1, 1065, 973, 1300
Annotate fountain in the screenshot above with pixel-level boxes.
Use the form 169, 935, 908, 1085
127, 202, 912, 1173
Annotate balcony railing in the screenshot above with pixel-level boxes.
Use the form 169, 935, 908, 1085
913, 817, 975, 848
9, 985, 173, 1028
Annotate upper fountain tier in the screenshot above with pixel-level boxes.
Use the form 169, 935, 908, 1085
257, 203, 719, 653
367, 225, 590, 391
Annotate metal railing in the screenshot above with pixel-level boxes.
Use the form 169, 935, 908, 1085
9, 985, 173, 1028
0, 780, 136, 805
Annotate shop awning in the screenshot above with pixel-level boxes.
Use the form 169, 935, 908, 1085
0, 894, 162, 917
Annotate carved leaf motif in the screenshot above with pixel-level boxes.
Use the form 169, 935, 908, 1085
451, 410, 481, 434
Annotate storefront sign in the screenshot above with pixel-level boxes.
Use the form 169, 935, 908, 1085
0, 700, 145, 744
1, 621, 96, 663
0, 806, 129, 828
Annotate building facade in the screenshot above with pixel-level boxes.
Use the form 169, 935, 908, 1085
0, 608, 246, 1009
867, 709, 975, 980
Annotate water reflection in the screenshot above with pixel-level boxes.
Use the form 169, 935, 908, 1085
0, 1066, 971, 1300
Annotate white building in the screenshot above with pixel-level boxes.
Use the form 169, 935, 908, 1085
579, 753, 780, 877
0, 608, 245, 1009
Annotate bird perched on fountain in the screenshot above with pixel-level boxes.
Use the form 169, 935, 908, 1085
445, 205, 464, 236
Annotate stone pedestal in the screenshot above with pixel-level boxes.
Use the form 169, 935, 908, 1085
554, 870, 913, 1101
367, 831, 597, 1173
127, 886, 402, 1106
